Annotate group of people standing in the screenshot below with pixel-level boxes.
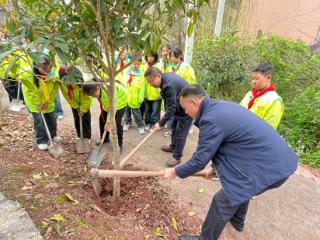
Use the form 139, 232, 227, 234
0, 44, 197, 156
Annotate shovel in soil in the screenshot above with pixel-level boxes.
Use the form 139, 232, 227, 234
40, 112, 63, 158
75, 112, 91, 154
8, 82, 23, 112
87, 128, 108, 167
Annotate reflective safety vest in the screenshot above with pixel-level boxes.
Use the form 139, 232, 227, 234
59, 83, 93, 113
122, 67, 145, 108
99, 83, 127, 112
143, 62, 161, 101
172, 61, 196, 84
240, 91, 284, 129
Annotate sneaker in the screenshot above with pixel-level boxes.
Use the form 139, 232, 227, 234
37, 143, 49, 150
161, 145, 173, 153
166, 157, 181, 167
123, 123, 130, 131
144, 124, 151, 131
53, 135, 62, 142
163, 131, 171, 137
138, 127, 145, 134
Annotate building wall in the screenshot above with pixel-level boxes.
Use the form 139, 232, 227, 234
241, 0, 320, 45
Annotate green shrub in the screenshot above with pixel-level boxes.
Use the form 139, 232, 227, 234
192, 33, 253, 101
301, 151, 320, 168
279, 81, 320, 153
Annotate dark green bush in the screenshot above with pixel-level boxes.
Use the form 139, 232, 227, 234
192, 33, 253, 101
279, 81, 320, 153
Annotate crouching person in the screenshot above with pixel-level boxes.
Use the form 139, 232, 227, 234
58, 66, 93, 140
83, 80, 127, 152
164, 84, 298, 240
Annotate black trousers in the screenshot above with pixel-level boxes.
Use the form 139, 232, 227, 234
2, 78, 24, 102
31, 112, 57, 144
99, 107, 125, 147
140, 101, 145, 120
200, 177, 289, 240
170, 116, 193, 160
71, 108, 92, 139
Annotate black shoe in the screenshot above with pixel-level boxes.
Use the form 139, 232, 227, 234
229, 219, 244, 232
179, 236, 199, 240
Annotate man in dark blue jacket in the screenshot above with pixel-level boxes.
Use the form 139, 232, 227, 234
145, 67, 193, 167
163, 84, 298, 240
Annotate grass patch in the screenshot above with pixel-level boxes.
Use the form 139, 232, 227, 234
301, 150, 320, 168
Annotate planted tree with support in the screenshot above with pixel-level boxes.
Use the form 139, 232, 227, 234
0, 0, 208, 198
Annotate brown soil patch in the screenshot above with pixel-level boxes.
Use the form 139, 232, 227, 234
0, 112, 201, 240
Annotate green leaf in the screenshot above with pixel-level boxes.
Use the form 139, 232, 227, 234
4, 56, 19, 78
54, 223, 62, 237
0, 0, 7, 7
6, 19, 16, 34
55, 47, 69, 65
187, 23, 194, 37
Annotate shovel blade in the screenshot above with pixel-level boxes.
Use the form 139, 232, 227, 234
48, 144, 63, 158
87, 146, 108, 167
75, 138, 92, 154
8, 99, 22, 112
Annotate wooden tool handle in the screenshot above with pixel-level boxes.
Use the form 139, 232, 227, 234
91, 168, 207, 178
120, 130, 155, 169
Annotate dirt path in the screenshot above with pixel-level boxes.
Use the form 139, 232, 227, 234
1, 89, 320, 239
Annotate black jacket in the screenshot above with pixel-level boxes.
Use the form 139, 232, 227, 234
159, 72, 190, 126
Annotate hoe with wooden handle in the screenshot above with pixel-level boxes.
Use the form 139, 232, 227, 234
90, 169, 209, 196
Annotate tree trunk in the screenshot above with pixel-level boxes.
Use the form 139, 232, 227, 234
108, 73, 121, 198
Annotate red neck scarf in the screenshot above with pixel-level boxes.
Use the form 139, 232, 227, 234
119, 56, 125, 69
148, 62, 153, 68
248, 84, 275, 109
172, 61, 182, 73
67, 85, 74, 100
127, 73, 134, 86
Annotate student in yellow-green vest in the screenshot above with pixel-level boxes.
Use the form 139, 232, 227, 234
170, 47, 196, 84
159, 44, 172, 73
144, 51, 162, 131
58, 66, 93, 140
19, 54, 60, 150
83, 80, 127, 151
240, 63, 284, 130
123, 58, 146, 134
0, 50, 26, 104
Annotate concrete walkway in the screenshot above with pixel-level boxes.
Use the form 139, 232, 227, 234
0, 193, 42, 240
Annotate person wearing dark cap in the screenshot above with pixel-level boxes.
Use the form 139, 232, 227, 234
163, 84, 298, 240
58, 66, 93, 140
144, 67, 193, 167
